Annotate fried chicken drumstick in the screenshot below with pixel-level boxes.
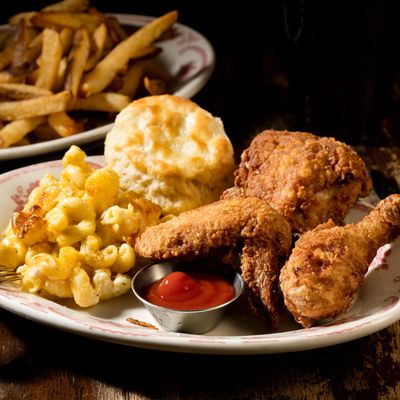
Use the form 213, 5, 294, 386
222, 130, 372, 233
135, 197, 292, 329
280, 194, 400, 328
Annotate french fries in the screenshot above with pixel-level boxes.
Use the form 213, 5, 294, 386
0, 72, 24, 83
84, 23, 107, 71
35, 28, 62, 90
0, 83, 52, 99
48, 111, 83, 137
0, 91, 70, 121
119, 63, 144, 97
0, 44, 13, 71
11, 19, 37, 74
81, 10, 177, 96
0, 117, 44, 148
42, 0, 89, 13
143, 76, 168, 95
71, 92, 131, 113
31, 12, 104, 33
0, 0, 177, 148
64, 28, 90, 97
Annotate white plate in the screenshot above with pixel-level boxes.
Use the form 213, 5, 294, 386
0, 158, 399, 355
0, 14, 215, 161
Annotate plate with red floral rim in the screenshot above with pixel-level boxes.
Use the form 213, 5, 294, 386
0, 158, 399, 354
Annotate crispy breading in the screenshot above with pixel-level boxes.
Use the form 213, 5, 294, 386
280, 194, 400, 328
135, 196, 292, 330
222, 130, 372, 233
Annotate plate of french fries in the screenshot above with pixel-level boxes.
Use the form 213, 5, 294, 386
0, 0, 215, 160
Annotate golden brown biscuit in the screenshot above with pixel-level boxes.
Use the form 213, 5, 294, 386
104, 95, 235, 215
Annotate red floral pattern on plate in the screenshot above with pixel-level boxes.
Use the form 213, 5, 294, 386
1, 159, 400, 354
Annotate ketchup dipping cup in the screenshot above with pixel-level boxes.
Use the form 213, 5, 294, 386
131, 260, 244, 334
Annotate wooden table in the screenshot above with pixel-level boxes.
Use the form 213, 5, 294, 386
0, 145, 399, 400
2, 1, 400, 398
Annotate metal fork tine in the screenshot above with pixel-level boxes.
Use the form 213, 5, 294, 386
0, 266, 13, 271
0, 275, 21, 283
0, 265, 20, 284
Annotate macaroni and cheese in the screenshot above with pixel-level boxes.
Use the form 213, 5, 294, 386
0, 145, 162, 307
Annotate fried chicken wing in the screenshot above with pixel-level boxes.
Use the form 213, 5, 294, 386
222, 130, 372, 233
135, 197, 292, 329
280, 194, 400, 328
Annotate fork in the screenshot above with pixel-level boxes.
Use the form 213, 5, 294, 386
0, 265, 21, 284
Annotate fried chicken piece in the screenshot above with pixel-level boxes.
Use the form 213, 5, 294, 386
280, 194, 400, 328
135, 197, 292, 330
222, 130, 372, 233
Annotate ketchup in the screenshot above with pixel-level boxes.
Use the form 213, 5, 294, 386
144, 270, 235, 310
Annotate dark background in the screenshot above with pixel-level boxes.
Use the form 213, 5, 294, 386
3, 0, 400, 156
1, 5, 400, 398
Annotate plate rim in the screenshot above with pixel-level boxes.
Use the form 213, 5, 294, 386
0, 157, 399, 355
0, 13, 215, 161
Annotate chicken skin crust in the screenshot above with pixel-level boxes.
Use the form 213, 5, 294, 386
222, 130, 372, 233
135, 196, 292, 330
280, 194, 400, 328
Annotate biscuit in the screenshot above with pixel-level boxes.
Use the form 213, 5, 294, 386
104, 95, 235, 215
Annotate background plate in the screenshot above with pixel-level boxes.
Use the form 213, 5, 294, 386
0, 14, 215, 161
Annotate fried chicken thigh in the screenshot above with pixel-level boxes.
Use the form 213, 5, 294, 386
280, 194, 400, 328
135, 197, 292, 329
222, 130, 372, 233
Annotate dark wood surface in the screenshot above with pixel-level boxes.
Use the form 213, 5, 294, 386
2, 1, 400, 399
1, 151, 400, 400
0, 302, 399, 400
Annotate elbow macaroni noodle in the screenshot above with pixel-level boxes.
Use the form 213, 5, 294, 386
0, 145, 162, 307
